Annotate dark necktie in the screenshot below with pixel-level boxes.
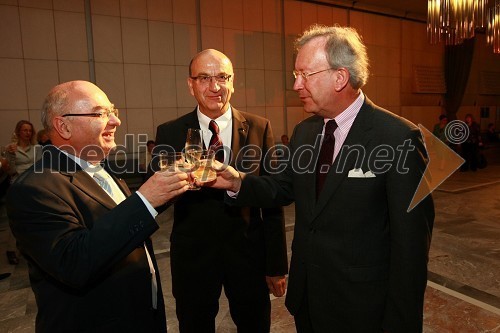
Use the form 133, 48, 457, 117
209, 120, 224, 162
316, 119, 338, 197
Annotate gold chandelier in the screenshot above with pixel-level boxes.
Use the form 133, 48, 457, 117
427, 0, 500, 53
427, 0, 488, 45
487, 0, 500, 52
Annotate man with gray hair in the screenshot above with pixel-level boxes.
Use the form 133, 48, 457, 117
207, 25, 435, 332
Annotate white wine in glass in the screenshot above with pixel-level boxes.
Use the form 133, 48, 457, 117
184, 128, 204, 190
192, 150, 217, 183
185, 128, 203, 164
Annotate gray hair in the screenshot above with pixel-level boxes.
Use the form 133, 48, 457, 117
295, 25, 369, 89
41, 83, 72, 131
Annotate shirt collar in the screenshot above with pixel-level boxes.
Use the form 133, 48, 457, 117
59, 149, 104, 176
196, 106, 232, 132
324, 91, 365, 133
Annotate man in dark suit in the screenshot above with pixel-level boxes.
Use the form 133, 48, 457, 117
207, 26, 435, 332
154, 49, 288, 332
7, 80, 189, 332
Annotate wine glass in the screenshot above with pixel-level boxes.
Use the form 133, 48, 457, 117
185, 128, 203, 165
159, 152, 200, 190
159, 152, 183, 172
192, 150, 217, 184
184, 128, 204, 190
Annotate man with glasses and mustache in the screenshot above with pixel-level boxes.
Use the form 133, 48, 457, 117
7, 80, 189, 332
206, 26, 435, 332
153, 49, 288, 332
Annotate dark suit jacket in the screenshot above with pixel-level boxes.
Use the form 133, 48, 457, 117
7, 145, 166, 333
154, 107, 288, 298
235, 98, 435, 332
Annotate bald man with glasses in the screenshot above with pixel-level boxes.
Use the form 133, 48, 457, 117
7, 80, 189, 332
153, 49, 288, 333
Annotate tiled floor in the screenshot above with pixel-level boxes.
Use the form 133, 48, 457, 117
0, 148, 499, 332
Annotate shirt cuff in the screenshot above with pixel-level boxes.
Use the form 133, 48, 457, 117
135, 191, 158, 218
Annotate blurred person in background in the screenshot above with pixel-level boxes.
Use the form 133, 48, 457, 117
460, 113, 482, 171
432, 114, 449, 144
37, 128, 52, 146
5, 120, 41, 182
4, 120, 42, 265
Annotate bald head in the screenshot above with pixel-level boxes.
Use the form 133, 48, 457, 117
189, 49, 233, 77
187, 49, 235, 118
41, 80, 119, 162
41, 81, 106, 131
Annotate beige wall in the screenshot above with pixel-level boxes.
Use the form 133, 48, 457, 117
1, 0, 498, 151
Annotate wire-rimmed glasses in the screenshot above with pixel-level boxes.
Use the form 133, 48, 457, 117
190, 74, 232, 84
292, 68, 334, 81
62, 105, 119, 119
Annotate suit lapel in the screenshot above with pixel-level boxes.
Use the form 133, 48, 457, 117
71, 171, 117, 209
295, 116, 325, 219
44, 146, 119, 210
311, 100, 375, 222
230, 108, 249, 167
105, 163, 132, 197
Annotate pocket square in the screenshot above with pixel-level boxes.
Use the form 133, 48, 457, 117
348, 168, 365, 178
364, 170, 376, 178
347, 168, 376, 178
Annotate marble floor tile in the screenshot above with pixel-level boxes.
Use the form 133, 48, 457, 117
424, 286, 500, 333
0, 288, 28, 322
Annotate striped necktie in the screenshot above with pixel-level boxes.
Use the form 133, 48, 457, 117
92, 170, 158, 309
93, 173, 114, 197
208, 120, 224, 162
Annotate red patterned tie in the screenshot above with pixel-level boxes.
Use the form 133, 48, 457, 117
316, 119, 338, 197
209, 120, 224, 162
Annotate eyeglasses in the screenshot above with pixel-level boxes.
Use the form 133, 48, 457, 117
62, 105, 119, 119
190, 74, 232, 84
292, 68, 334, 81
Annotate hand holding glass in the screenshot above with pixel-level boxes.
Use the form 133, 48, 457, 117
191, 150, 217, 184
158, 152, 198, 190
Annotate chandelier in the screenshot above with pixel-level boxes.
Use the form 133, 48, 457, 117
487, 0, 500, 52
428, 0, 500, 53
427, 0, 488, 45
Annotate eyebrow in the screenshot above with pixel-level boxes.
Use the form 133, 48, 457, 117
91, 104, 115, 111
193, 72, 228, 76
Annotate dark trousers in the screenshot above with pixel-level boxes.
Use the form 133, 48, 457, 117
294, 293, 314, 333
175, 280, 270, 333
293, 290, 387, 333
172, 251, 271, 333
0, 175, 10, 200
461, 142, 478, 171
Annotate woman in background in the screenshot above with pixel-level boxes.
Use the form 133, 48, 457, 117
4, 120, 41, 264
5, 120, 41, 180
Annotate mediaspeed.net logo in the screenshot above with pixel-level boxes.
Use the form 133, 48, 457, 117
31, 122, 468, 212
